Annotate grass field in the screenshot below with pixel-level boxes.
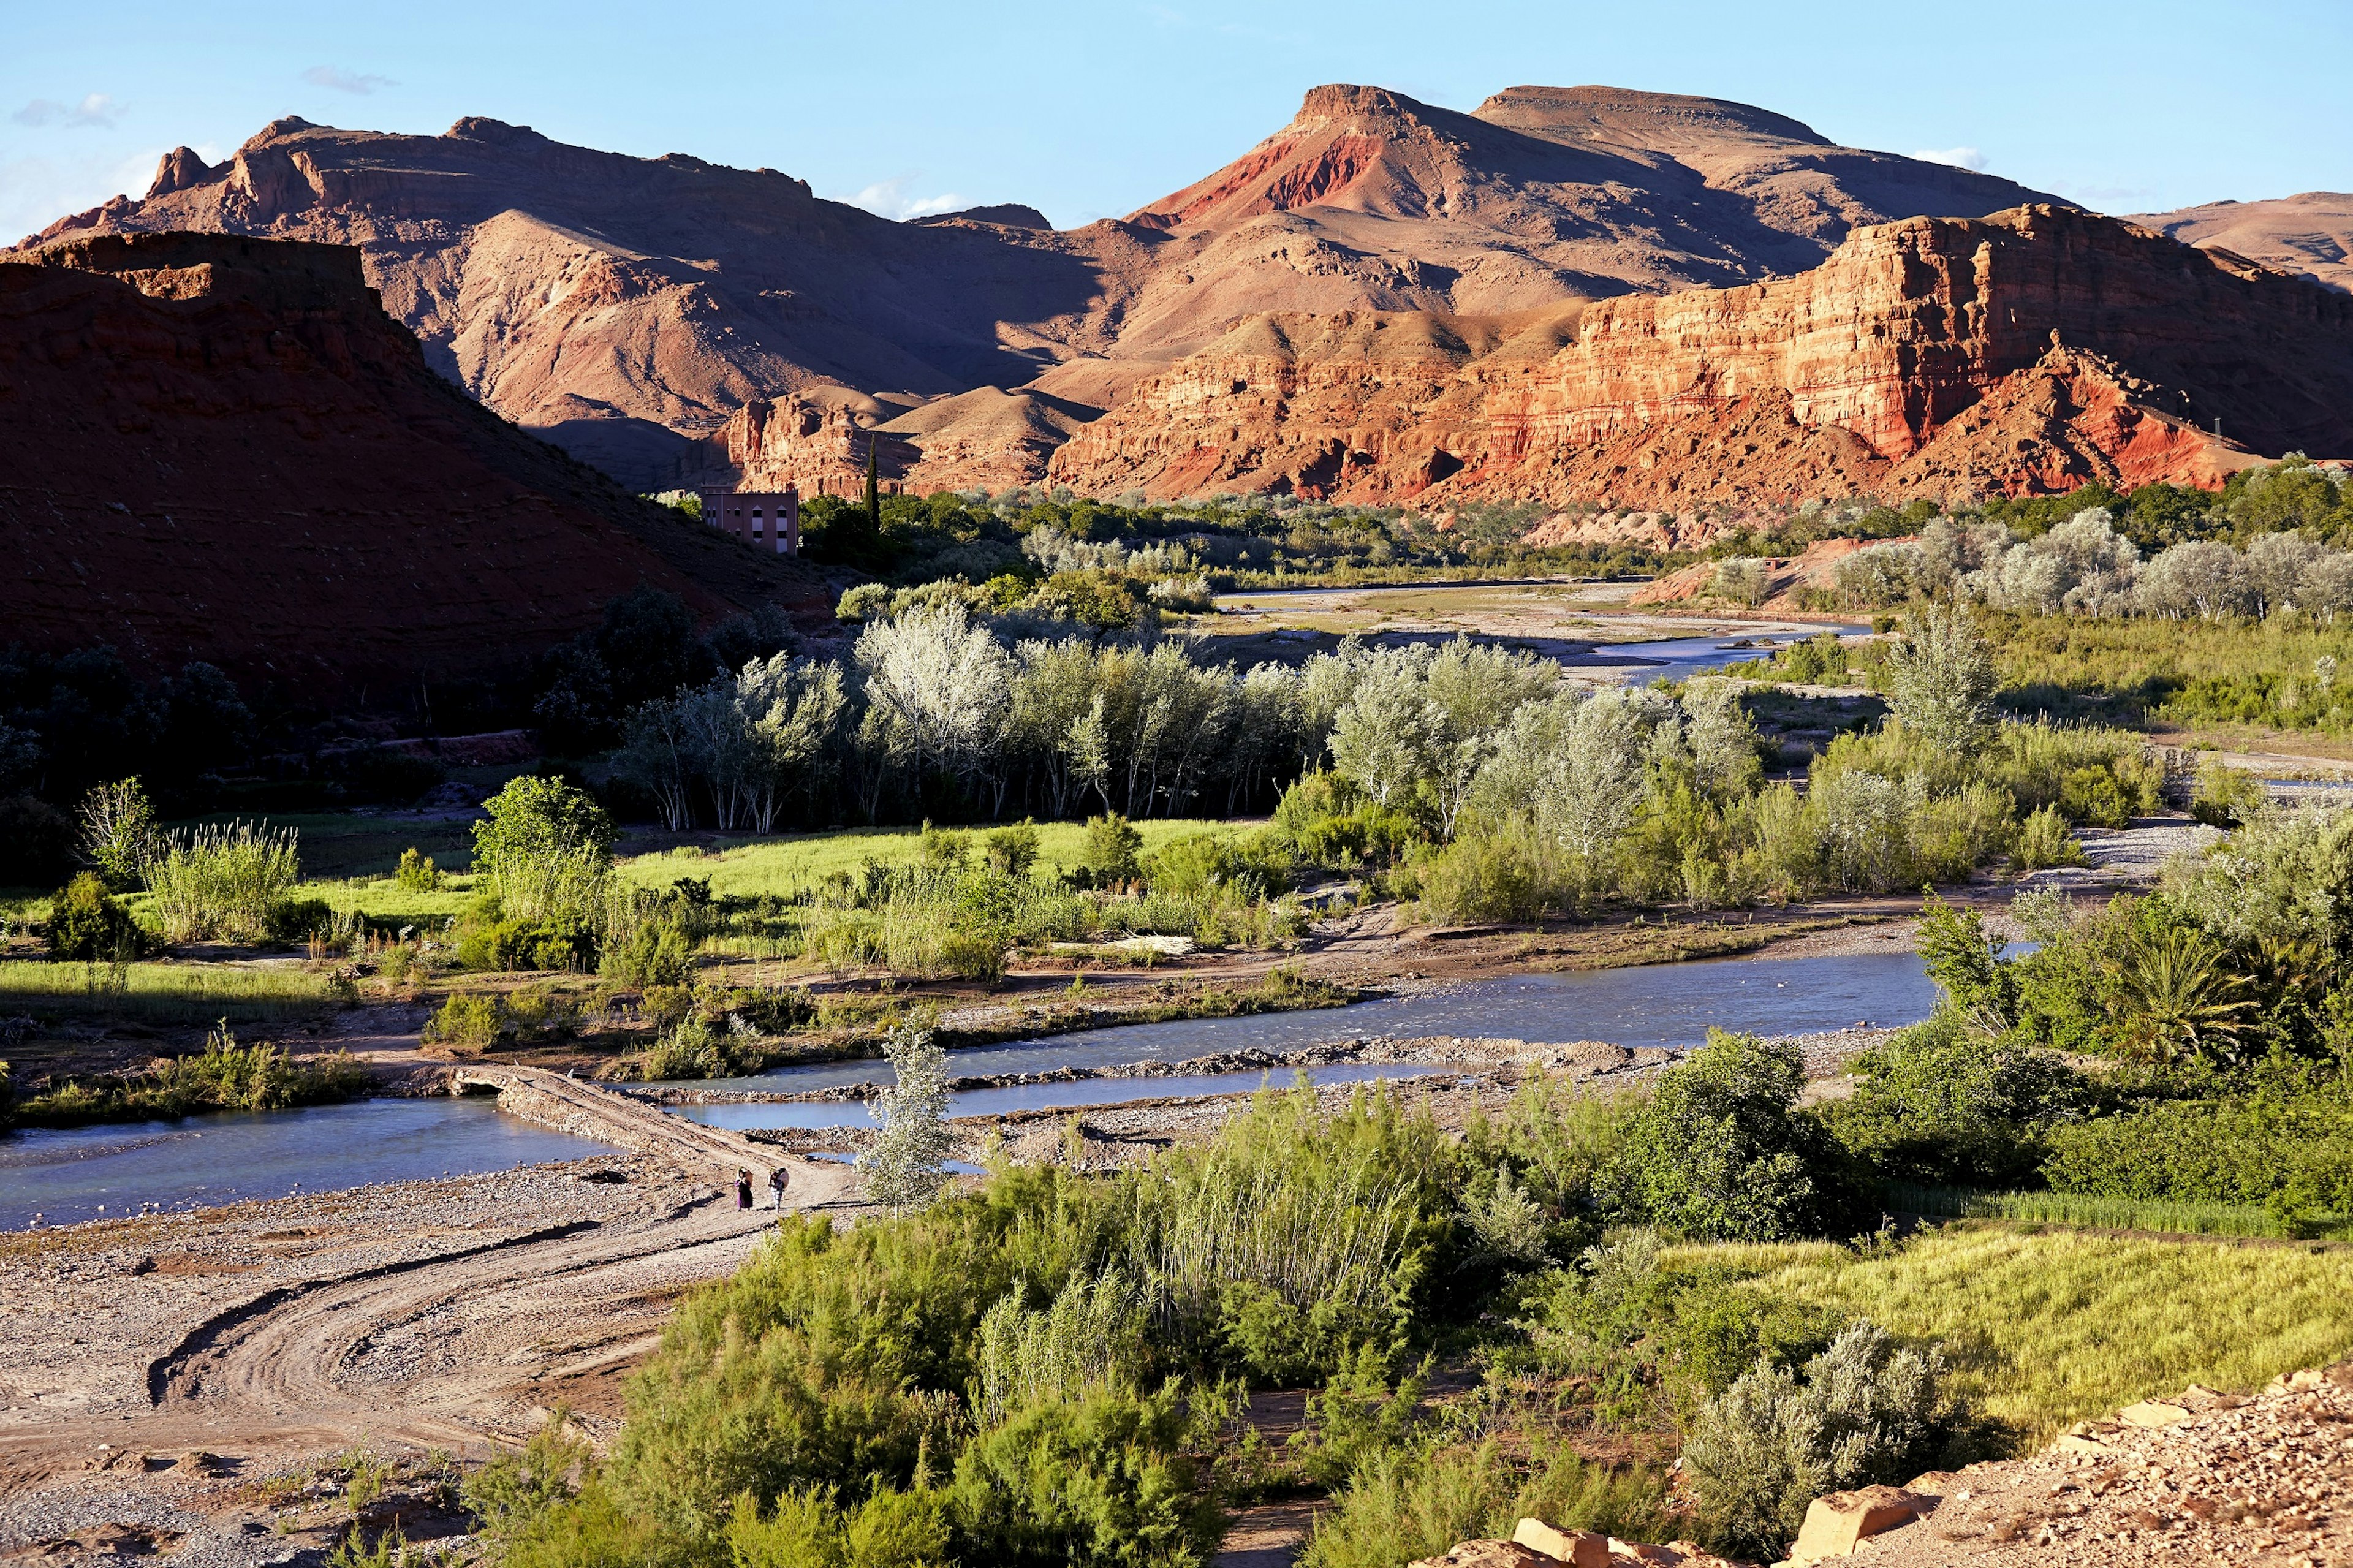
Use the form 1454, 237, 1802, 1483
1884, 1183, 2353, 1241
1715, 1224, 2353, 1444
612, 818, 1251, 898
0, 959, 336, 1025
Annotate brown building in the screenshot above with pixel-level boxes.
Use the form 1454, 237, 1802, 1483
698, 487, 800, 554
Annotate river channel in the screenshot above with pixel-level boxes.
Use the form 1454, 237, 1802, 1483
0, 945, 1939, 1228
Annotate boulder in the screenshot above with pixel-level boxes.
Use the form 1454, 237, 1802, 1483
1789, 1485, 1921, 1563
1512, 1517, 1609, 1566
1406, 1542, 1553, 1568
2118, 1399, 2195, 1427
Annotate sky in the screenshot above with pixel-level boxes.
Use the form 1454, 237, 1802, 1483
4, 0, 2349, 244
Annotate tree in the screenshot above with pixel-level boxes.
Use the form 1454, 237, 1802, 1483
76, 777, 160, 891
856, 1020, 953, 1213
1328, 659, 1441, 811
471, 777, 616, 917
1885, 601, 1996, 754
865, 434, 882, 534
855, 605, 1016, 807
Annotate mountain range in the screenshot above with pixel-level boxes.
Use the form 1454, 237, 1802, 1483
17, 84, 2353, 509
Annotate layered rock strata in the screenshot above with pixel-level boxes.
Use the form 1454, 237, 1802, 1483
1048, 206, 2353, 507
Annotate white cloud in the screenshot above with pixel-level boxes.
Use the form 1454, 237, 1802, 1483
12, 94, 124, 130
846, 175, 969, 221
302, 65, 394, 95
1912, 146, 1990, 172
0, 145, 167, 247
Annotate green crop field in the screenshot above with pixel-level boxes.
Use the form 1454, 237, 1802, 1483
612, 818, 1250, 899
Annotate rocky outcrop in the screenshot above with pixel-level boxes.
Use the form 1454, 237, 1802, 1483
16, 88, 2066, 489
1049, 206, 2353, 507
0, 232, 827, 689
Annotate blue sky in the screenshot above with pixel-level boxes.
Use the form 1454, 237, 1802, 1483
5, 0, 2348, 244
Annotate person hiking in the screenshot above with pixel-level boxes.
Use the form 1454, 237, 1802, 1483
768, 1165, 788, 1210
735, 1168, 752, 1209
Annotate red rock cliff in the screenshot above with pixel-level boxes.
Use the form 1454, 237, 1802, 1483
1050, 206, 2353, 507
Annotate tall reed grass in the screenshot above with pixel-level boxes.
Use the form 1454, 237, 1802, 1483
145, 822, 302, 942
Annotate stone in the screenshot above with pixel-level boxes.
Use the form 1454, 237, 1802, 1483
2119, 1399, 2197, 1426
1512, 1517, 1610, 1566
1789, 1485, 1921, 1563
1406, 1543, 1553, 1568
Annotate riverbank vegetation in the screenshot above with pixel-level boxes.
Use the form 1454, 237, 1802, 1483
453, 1051, 2353, 1568
1733, 458, 2353, 742
2, 1023, 368, 1131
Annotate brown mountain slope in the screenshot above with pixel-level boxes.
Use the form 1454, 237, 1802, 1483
0, 232, 827, 691
1048, 206, 2353, 507
2130, 191, 2353, 293
18, 89, 2062, 489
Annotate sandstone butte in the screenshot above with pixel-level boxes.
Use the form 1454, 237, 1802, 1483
14, 86, 2064, 495
1044, 205, 2353, 513
0, 232, 830, 689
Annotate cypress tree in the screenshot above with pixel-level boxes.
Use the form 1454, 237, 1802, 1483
865, 433, 881, 532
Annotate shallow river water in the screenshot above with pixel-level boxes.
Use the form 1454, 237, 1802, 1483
0, 1097, 618, 1232
0, 949, 1938, 1227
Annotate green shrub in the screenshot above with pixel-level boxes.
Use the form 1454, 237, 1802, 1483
2041, 1097, 2353, 1224
45, 873, 145, 961
1603, 1031, 1844, 1241
599, 919, 692, 988
945, 1387, 1222, 1568
424, 994, 502, 1051
395, 847, 444, 892
75, 778, 160, 892
15, 1026, 369, 1126
727, 1487, 950, 1568
2189, 757, 2267, 828
460, 916, 600, 974
1414, 828, 1555, 923
2009, 804, 2083, 871
1821, 1012, 2087, 1187
983, 819, 1040, 877
1078, 813, 1144, 887
1681, 1322, 1945, 1560
2059, 765, 2129, 828
266, 896, 333, 945
1302, 1438, 1672, 1568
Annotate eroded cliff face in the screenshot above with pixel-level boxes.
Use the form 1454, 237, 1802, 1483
1048, 207, 2353, 507
0, 232, 827, 687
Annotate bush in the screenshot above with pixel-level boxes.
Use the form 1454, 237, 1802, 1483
1414, 828, 1555, 923
266, 896, 333, 945
1821, 1012, 2088, 1187
45, 872, 146, 961
945, 1388, 1222, 1568
1078, 813, 1143, 887
1604, 1031, 1843, 1241
1302, 1439, 1672, 1568
983, 819, 1040, 877
2190, 756, 2267, 828
460, 915, 600, 974
1681, 1322, 1945, 1560
395, 847, 444, 892
727, 1487, 950, 1568
2009, 804, 2083, 872
599, 919, 693, 988
2059, 765, 2129, 828
424, 993, 502, 1051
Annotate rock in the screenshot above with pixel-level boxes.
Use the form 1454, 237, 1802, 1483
1049, 206, 2353, 509
1406, 1542, 1553, 1568
2118, 1399, 2196, 1426
1512, 1518, 1609, 1566
1788, 1485, 1922, 1562
0, 233, 831, 694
